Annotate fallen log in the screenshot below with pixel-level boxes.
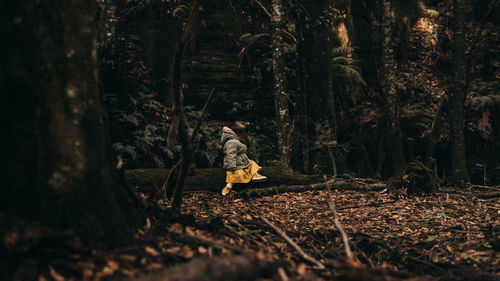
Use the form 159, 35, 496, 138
477, 191, 500, 199
239, 178, 386, 199
127, 255, 279, 281
125, 166, 323, 193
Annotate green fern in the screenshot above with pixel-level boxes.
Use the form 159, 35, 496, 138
331, 56, 361, 65
331, 46, 355, 57
331, 64, 367, 87
469, 95, 500, 110
330, 47, 366, 87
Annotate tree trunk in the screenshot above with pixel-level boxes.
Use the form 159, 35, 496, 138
169, 0, 201, 211
447, 0, 470, 184
381, 0, 406, 176
272, 0, 292, 166
1, 0, 137, 242
424, 96, 447, 168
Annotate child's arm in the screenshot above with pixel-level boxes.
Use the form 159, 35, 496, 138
224, 142, 238, 170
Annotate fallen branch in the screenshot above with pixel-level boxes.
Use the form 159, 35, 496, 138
261, 216, 325, 270
336, 200, 397, 210
468, 184, 500, 191
477, 191, 500, 199
127, 254, 278, 281
326, 184, 353, 259
170, 232, 247, 254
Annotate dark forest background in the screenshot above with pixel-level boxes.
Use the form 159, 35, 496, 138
96, 0, 499, 184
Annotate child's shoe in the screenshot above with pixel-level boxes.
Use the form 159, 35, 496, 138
251, 172, 267, 182
222, 185, 232, 196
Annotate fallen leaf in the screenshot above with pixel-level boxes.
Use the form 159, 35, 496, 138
107, 260, 120, 271
145, 246, 160, 256
198, 246, 207, 254
49, 266, 65, 281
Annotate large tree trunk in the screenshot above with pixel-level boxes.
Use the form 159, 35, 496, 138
1, 0, 137, 242
381, 0, 406, 176
447, 0, 470, 184
272, 0, 292, 166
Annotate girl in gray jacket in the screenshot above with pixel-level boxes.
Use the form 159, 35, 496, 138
221, 121, 267, 195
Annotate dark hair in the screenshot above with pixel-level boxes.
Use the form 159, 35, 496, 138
231, 121, 249, 136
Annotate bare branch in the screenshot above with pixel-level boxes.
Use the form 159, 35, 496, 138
325, 183, 353, 259
254, 0, 272, 18
261, 216, 326, 269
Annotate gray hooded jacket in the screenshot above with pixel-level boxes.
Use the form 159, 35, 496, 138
221, 127, 251, 171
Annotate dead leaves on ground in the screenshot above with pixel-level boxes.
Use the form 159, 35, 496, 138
27, 186, 500, 280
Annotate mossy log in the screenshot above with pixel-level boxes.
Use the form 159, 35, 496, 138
239, 178, 386, 199
125, 166, 323, 193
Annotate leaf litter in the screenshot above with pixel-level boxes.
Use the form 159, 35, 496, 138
11, 186, 499, 280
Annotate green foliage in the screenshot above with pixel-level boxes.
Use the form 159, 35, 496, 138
331, 46, 355, 57
469, 95, 500, 110
238, 33, 269, 44
388, 160, 439, 194
104, 89, 172, 169
399, 103, 434, 136
330, 47, 367, 88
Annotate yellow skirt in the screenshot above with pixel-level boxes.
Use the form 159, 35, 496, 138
226, 160, 262, 183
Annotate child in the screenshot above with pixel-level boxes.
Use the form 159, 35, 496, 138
221, 121, 267, 195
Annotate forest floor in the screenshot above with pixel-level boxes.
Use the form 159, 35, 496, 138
22, 183, 499, 281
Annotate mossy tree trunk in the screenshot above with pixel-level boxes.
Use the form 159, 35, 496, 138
272, 0, 292, 166
447, 0, 470, 184
381, 0, 406, 176
1, 0, 137, 243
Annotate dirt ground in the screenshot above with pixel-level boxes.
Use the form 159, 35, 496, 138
14, 185, 500, 281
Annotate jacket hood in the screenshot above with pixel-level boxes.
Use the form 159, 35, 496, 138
221, 126, 239, 144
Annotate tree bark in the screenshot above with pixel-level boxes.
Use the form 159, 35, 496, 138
447, 0, 470, 184
381, 0, 406, 176
272, 0, 292, 166
1, 0, 137, 242
424, 96, 447, 168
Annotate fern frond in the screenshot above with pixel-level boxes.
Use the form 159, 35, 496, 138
469, 95, 500, 109
331, 56, 361, 65
331, 64, 367, 87
331, 46, 354, 57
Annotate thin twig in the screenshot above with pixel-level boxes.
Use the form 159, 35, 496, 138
467, 184, 500, 191
253, 0, 272, 18
190, 87, 217, 143
280, 28, 297, 42
326, 183, 353, 259
261, 216, 326, 270
277, 267, 289, 281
